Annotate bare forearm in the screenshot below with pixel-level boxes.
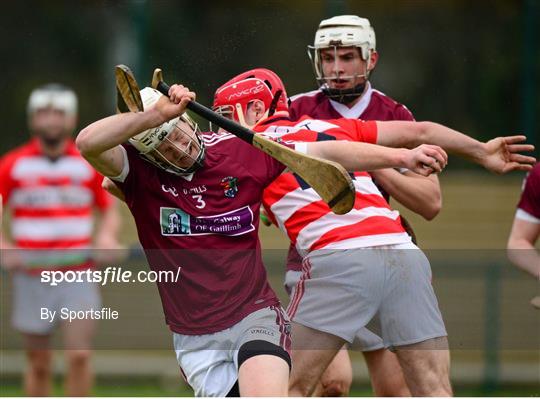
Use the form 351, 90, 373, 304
416, 122, 485, 162
507, 239, 540, 279
76, 109, 162, 156
370, 170, 441, 220
378, 121, 485, 162
309, 141, 409, 171
95, 203, 121, 245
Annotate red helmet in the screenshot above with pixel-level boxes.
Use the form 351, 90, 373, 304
213, 68, 289, 127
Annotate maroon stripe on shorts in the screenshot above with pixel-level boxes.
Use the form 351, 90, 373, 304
287, 257, 312, 318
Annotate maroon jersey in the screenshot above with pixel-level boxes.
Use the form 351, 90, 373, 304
114, 132, 288, 335
289, 83, 414, 124
284, 83, 415, 272
517, 163, 540, 221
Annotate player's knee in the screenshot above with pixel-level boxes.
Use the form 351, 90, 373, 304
28, 350, 52, 378
321, 378, 351, 397
66, 349, 91, 368
414, 368, 451, 396
289, 378, 316, 397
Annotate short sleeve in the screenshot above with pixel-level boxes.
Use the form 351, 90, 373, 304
517, 164, 540, 219
109, 144, 138, 202
89, 170, 113, 210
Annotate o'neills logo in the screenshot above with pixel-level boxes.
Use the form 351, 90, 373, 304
226, 84, 266, 101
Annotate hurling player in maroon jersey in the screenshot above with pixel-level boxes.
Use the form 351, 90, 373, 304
76, 83, 449, 396
507, 162, 540, 308
211, 67, 535, 397
287, 15, 440, 396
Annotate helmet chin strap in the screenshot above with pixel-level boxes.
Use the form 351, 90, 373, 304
322, 82, 366, 104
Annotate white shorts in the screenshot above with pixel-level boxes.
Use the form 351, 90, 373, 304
287, 243, 447, 348
11, 271, 101, 335
173, 305, 291, 397
285, 270, 384, 352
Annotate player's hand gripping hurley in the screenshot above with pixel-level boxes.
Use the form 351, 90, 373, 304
115, 64, 356, 215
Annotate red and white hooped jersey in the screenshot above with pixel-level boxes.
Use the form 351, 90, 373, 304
258, 116, 411, 257
0, 138, 112, 272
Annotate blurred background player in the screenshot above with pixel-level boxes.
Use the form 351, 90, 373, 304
212, 67, 535, 396
286, 15, 441, 396
0, 84, 120, 396
507, 162, 540, 308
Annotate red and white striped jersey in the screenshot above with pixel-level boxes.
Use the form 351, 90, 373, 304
258, 116, 412, 257
0, 138, 112, 272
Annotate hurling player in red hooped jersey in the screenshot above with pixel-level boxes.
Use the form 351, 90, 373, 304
287, 15, 440, 397
0, 84, 120, 396
77, 84, 448, 397
211, 67, 535, 397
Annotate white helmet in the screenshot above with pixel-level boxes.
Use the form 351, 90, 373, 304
308, 15, 377, 101
312, 15, 375, 60
129, 87, 205, 176
27, 84, 78, 116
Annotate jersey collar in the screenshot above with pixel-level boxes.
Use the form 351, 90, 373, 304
329, 81, 373, 119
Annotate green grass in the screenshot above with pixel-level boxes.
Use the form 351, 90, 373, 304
1, 381, 538, 397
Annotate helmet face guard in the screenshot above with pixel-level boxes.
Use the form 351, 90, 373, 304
308, 15, 376, 103
140, 117, 205, 176
308, 45, 370, 103
130, 87, 205, 176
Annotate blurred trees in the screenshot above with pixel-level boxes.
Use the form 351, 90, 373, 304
1, 0, 538, 158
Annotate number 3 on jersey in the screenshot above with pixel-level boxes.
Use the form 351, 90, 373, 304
192, 194, 206, 209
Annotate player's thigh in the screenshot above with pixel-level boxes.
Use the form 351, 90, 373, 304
173, 331, 236, 397
235, 305, 292, 393
236, 305, 291, 363
363, 348, 410, 397
289, 322, 346, 396
238, 354, 289, 396
377, 243, 447, 347
394, 337, 451, 395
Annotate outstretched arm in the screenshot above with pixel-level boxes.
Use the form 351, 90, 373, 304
375, 121, 536, 174
507, 214, 540, 279
306, 140, 447, 176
